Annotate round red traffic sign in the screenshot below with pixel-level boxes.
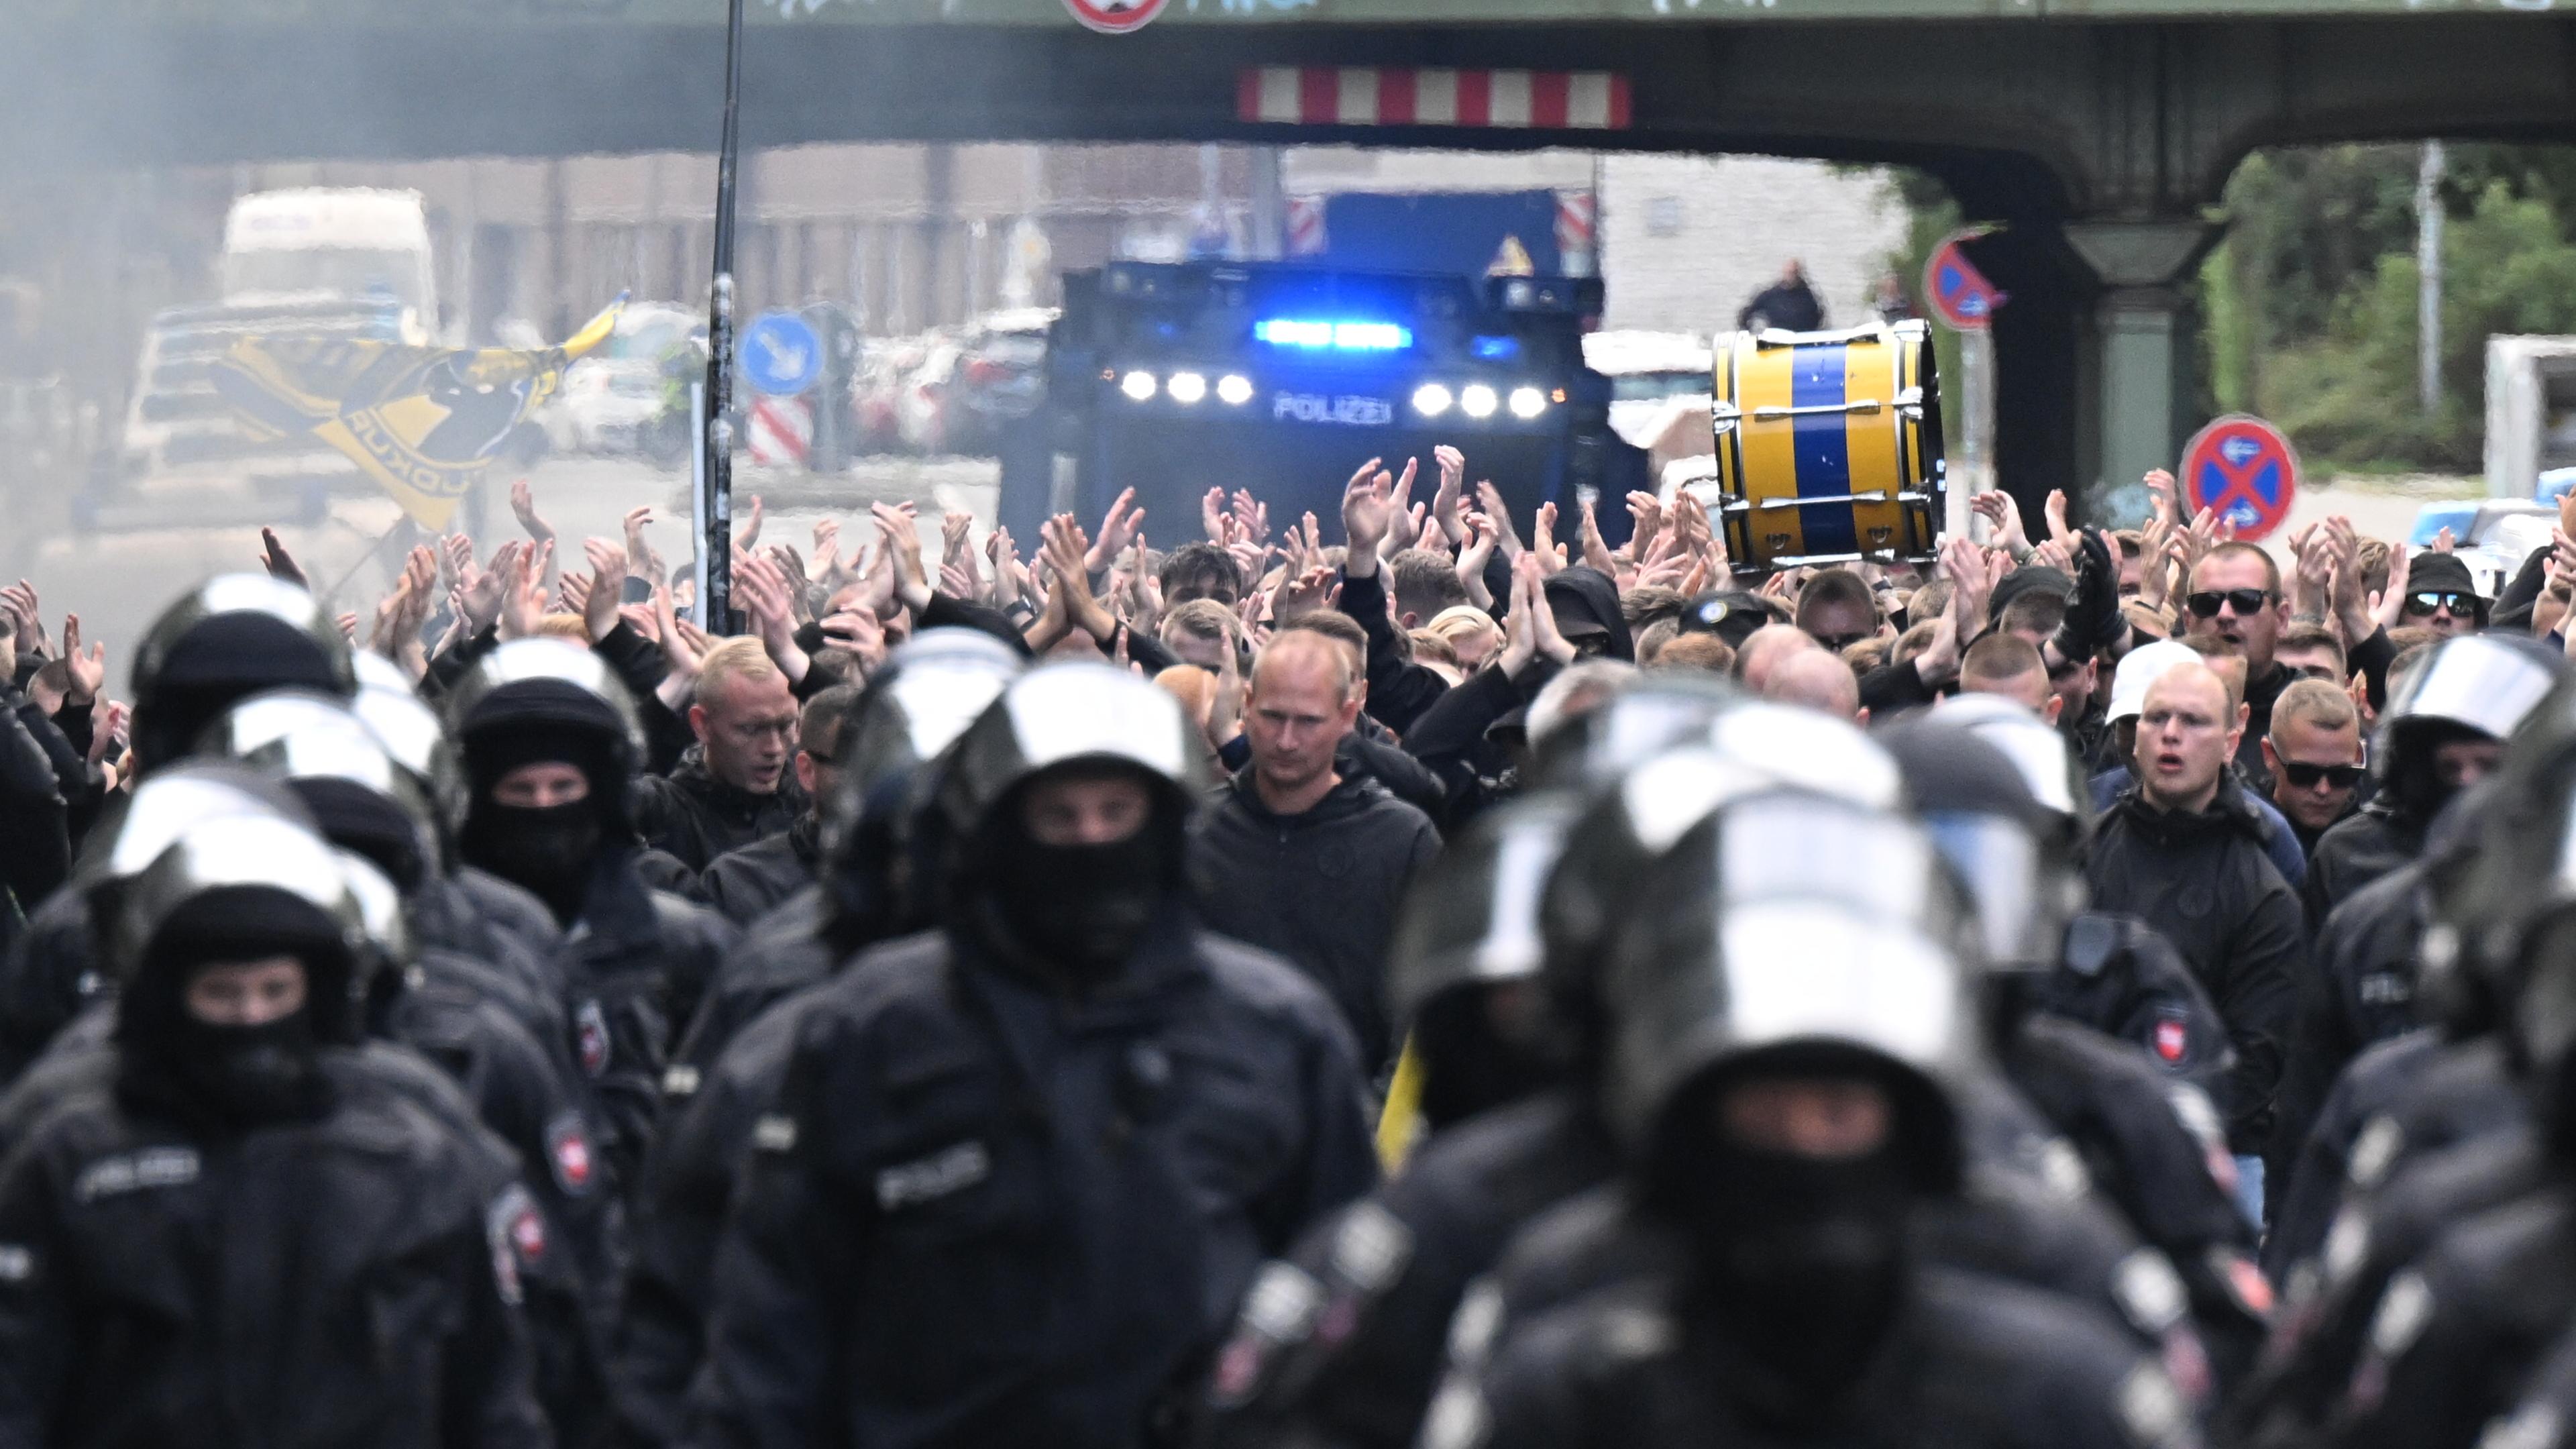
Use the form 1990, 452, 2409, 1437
2180, 415, 2300, 543
1063, 0, 1167, 32
1922, 229, 2006, 332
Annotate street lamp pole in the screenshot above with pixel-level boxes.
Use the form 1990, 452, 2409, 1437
698, 0, 747, 633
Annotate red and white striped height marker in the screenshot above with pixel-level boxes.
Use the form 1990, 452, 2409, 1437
1237, 68, 1632, 130
1556, 190, 1598, 276
748, 395, 813, 468
1287, 196, 1329, 256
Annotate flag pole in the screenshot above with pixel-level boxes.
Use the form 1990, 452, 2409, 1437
699, 0, 747, 633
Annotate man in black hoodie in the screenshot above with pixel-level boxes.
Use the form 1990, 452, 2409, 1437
2082, 656, 2303, 1208
1192, 629, 1440, 1071
631, 637, 807, 875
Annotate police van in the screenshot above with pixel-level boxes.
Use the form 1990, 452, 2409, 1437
1000, 261, 1645, 548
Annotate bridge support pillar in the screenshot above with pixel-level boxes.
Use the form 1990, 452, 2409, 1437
2064, 219, 2223, 525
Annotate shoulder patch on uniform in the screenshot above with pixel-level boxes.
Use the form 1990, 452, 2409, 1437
545, 1112, 596, 1196
662, 1063, 702, 1099
74, 1146, 199, 1203
0, 1244, 32, 1283
2481, 1401, 2565, 1449
1329, 1201, 1415, 1295
485, 1184, 540, 1306
2116, 1361, 2197, 1449
2114, 1250, 2188, 1336
875, 1140, 989, 1211
576, 999, 611, 1078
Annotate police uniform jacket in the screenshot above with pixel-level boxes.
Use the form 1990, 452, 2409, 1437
1203, 1089, 1622, 1449
1457, 1267, 2196, 1449
690, 910, 1379, 1449
0, 1049, 552, 1449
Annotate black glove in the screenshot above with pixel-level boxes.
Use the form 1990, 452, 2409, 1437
2052, 528, 2125, 663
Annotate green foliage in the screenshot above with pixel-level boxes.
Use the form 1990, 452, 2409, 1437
2255, 176, 2576, 470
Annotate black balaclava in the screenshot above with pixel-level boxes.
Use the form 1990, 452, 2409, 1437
460, 729, 612, 925
132, 614, 347, 773
1413, 981, 1560, 1131
1651, 1067, 1921, 1427
2389, 718, 2493, 824
973, 767, 1179, 985
115, 888, 350, 1132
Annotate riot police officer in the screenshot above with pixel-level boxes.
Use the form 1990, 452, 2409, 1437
1880, 714, 2267, 1387
1199, 682, 1898, 1449
195, 689, 622, 1440
0, 575, 356, 1081
691, 663, 1378, 1448
2233, 672, 2576, 1449
2304, 633, 2559, 924
0, 813, 550, 1447
447, 639, 738, 1187
616, 629, 1023, 1448
1432, 828, 2195, 1449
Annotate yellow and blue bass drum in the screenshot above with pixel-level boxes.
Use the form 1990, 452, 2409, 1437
1710, 320, 1945, 574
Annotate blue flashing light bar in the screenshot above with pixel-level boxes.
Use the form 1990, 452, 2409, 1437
1254, 319, 1415, 352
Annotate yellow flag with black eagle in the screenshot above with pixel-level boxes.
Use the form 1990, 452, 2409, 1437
211, 296, 625, 531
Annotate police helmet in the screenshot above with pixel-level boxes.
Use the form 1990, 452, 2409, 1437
1525, 670, 1744, 792
936, 662, 1208, 858
1879, 714, 2086, 973
1597, 795, 1978, 1193
351, 651, 467, 834
128, 575, 357, 773
446, 639, 650, 826
195, 690, 441, 893
1930, 690, 2093, 839
1536, 700, 1902, 1007
1386, 792, 1580, 1034
2377, 633, 2561, 812
815, 629, 1026, 940
112, 814, 374, 1044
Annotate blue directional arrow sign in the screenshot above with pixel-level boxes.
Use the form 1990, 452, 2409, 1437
741, 311, 823, 397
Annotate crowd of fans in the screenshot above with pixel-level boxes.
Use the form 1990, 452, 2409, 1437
0, 446, 2574, 1449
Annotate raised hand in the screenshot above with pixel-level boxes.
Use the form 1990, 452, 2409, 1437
496, 541, 549, 641
258, 527, 310, 589
733, 493, 765, 555
1454, 514, 1498, 610
1970, 490, 2030, 557
1230, 489, 1271, 547
1474, 481, 1525, 561
1377, 458, 1420, 559
1341, 458, 1395, 563
2043, 488, 2073, 544
1531, 501, 1566, 575
1087, 488, 1144, 575
1432, 446, 1469, 547
870, 502, 932, 614
510, 478, 553, 543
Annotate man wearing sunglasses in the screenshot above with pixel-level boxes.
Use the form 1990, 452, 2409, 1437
2260, 680, 2365, 858
2182, 543, 2396, 798
2395, 551, 2489, 638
